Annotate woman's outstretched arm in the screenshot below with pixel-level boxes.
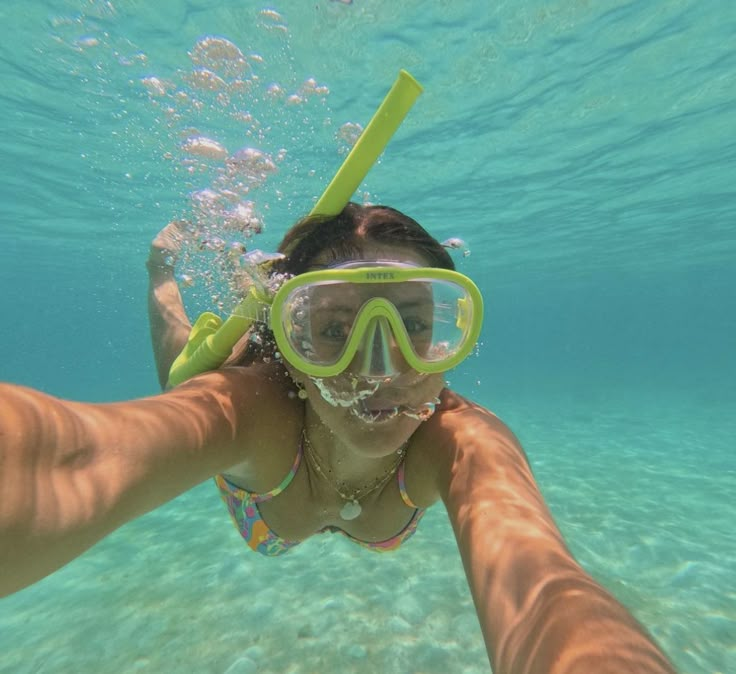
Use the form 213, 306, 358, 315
0, 368, 297, 598
147, 221, 192, 389
433, 394, 677, 674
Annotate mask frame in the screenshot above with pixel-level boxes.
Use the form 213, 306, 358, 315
269, 265, 483, 377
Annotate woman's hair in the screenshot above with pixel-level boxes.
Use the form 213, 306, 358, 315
274, 202, 454, 275
227, 202, 454, 367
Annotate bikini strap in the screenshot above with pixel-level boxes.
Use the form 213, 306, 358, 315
251, 437, 304, 503
397, 460, 419, 509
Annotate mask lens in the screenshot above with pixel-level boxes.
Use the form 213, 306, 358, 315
419, 279, 473, 362
280, 281, 357, 365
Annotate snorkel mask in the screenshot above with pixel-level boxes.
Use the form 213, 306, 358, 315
270, 261, 482, 378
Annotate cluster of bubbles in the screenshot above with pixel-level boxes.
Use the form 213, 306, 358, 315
309, 372, 442, 424
139, 26, 339, 313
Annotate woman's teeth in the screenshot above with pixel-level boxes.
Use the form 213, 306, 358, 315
350, 397, 442, 424
351, 404, 400, 423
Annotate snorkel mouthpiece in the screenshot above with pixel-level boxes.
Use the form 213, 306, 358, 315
359, 317, 399, 378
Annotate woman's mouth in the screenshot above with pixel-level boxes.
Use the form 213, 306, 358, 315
350, 396, 441, 424
350, 401, 401, 424
308, 374, 441, 424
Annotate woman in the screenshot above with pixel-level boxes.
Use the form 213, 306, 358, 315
0, 204, 675, 673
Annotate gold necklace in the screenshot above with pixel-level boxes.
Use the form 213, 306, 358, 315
302, 431, 408, 521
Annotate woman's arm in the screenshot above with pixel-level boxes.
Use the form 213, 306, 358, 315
146, 221, 192, 389
433, 394, 676, 674
0, 368, 298, 597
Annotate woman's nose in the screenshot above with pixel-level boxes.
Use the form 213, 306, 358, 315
353, 317, 411, 378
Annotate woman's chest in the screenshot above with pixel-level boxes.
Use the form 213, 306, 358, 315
254, 470, 421, 544
222, 429, 441, 545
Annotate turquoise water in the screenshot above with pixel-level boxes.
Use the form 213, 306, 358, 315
1, 1, 734, 672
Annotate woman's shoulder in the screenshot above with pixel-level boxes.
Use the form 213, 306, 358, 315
406, 389, 520, 506
207, 362, 305, 490
428, 388, 511, 437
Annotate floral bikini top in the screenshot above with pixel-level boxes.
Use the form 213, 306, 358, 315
214, 438, 426, 556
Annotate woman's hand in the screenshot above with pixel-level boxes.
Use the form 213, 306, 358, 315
147, 220, 190, 274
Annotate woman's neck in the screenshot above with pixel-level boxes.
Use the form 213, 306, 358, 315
302, 407, 406, 487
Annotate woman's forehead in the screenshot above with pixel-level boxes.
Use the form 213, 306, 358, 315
311, 244, 430, 269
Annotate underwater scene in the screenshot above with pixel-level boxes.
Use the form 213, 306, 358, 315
0, 1, 734, 672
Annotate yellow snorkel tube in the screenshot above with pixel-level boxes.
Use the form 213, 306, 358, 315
309, 70, 423, 217
167, 70, 423, 387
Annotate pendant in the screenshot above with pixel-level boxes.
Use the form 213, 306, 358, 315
340, 500, 362, 520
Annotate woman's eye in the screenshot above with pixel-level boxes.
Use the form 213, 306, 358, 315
321, 322, 350, 341
403, 317, 431, 334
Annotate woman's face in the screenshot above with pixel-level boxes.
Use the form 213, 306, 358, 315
289, 244, 446, 456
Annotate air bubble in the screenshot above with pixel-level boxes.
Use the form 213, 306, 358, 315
189, 37, 248, 78
187, 68, 227, 92
75, 36, 99, 49
181, 136, 227, 160
259, 9, 284, 22
178, 274, 195, 288
441, 237, 471, 257
336, 122, 363, 153
141, 76, 170, 97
